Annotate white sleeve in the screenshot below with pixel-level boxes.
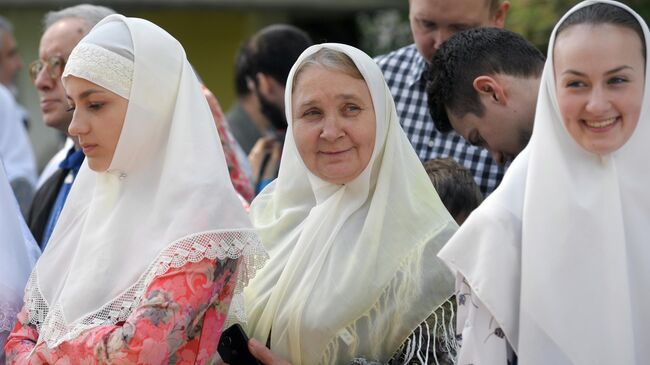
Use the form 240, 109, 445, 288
455, 273, 514, 365
0, 85, 37, 187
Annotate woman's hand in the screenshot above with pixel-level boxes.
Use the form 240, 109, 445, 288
248, 338, 292, 365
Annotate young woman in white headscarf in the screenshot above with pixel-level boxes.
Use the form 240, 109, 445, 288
438, 1, 648, 364
4, 14, 267, 364
0, 160, 40, 362
241, 43, 458, 365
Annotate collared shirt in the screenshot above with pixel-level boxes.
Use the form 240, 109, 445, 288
375, 44, 505, 194
41, 147, 85, 249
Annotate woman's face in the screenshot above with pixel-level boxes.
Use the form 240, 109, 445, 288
554, 23, 645, 155
65, 76, 128, 172
292, 65, 376, 184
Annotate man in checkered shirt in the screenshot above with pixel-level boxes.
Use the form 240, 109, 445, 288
376, 0, 510, 195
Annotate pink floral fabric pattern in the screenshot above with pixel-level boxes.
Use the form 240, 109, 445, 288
201, 85, 255, 203
4, 257, 239, 364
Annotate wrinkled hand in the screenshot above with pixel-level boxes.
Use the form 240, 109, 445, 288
248, 338, 292, 365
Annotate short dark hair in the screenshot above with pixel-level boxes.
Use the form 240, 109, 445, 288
557, 3, 646, 61
424, 158, 483, 223
233, 41, 253, 97
246, 24, 312, 86
426, 27, 545, 133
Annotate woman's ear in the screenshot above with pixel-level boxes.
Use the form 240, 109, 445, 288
473, 75, 507, 105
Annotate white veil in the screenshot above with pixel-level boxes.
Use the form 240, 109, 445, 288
439, 1, 650, 363
24, 15, 267, 348
0, 160, 40, 358
0, 84, 37, 196
245, 43, 457, 364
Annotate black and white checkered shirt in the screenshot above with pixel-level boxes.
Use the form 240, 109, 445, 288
376, 44, 505, 195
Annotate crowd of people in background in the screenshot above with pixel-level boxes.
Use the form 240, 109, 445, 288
0, 0, 647, 364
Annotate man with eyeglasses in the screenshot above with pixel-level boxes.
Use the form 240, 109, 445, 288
27, 4, 114, 249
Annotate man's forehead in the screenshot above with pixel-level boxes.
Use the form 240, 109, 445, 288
411, 0, 493, 20
448, 110, 479, 140
39, 18, 88, 58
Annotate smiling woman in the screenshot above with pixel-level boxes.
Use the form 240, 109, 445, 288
554, 9, 645, 155
438, 1, 650, 364
243, 43, 458, 364
291, 49, 376, 185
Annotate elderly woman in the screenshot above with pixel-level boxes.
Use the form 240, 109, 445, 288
438, 1, 649, 364
4, 15, 267, 364
242, 43, 458, 364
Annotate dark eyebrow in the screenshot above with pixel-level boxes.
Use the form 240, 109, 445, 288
337, 93, 363, 101
298, 93, 363, 107
562, 65, 634, 77
605, 65, 634, 75
65, 89, 107, 100
450, 22, 479, 29
298, 99, 318, 108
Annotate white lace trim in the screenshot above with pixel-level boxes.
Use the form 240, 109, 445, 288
0, 299, 21, 332
24, 229, 268, 348
63, 43, 133, 99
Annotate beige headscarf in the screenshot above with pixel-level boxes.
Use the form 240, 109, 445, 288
439, 1, 650, 363
244, 43, 457, 364
24, 15, 267, 348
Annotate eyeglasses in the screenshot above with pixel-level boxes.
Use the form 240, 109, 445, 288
28, 56, 65, 82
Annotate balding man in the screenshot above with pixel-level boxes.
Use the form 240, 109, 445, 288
27, 4, 115, 248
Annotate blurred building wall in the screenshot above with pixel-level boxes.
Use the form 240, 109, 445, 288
1, 1, 403, 171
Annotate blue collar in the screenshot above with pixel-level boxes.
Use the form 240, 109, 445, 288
58, 146, 85, 175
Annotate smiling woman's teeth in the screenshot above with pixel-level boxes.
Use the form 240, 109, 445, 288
584, 117, 617, 128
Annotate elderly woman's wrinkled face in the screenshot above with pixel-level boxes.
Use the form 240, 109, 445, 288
65, 76, 128, 172
554, 23, 645, 155
292, 65, 376, 184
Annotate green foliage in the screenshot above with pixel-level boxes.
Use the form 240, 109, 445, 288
356, 9, 412, 57
508, 0, 650, 53
357, 1, 650, 57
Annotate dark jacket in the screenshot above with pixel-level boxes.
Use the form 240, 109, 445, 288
27, 169, 67, 248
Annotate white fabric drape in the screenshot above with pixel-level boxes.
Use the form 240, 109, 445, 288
0, 84, 37, 191
24, 14, 267, 348
0, 160, 40, 358
439, 1, 650, 364
244, 43, 457, 364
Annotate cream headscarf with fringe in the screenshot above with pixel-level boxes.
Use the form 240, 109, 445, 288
244, 43, 457, 364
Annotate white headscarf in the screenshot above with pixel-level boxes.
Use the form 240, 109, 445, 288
244, 43, 457, 364
24, 14, 267, 348
439, 1, 650, 363
0, 160, 40, 358
0, 84, 37, 192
